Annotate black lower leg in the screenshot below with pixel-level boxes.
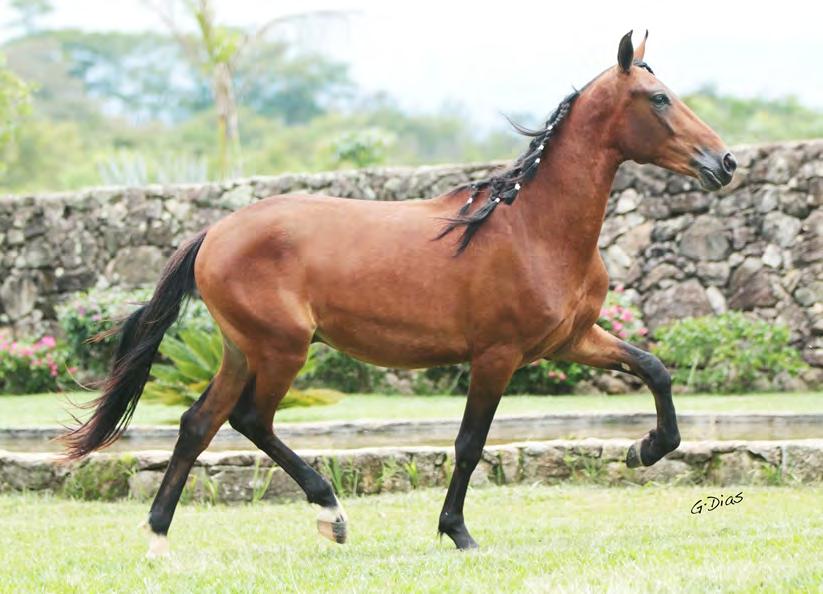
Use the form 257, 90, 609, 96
148, 389, 212, 535
621, 343, 681, 466
438, 400, 499, 550
229, 382, 337, 508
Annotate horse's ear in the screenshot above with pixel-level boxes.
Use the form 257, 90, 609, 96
617, 30, 634, 73
634, 29, 648, 62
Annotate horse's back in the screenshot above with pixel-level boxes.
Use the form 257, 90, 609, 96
194, 192, 473, 366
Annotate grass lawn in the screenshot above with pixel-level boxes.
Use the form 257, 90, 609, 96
0, 485, 820, 593
1, 390, 822, 427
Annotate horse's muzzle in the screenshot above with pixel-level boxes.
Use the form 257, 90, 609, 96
693, 148, 736, 191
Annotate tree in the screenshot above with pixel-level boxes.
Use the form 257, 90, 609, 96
143, 0, 348, 178
8, 0, 53, 35
0, 52, 31, 174
683, 86, 823, 144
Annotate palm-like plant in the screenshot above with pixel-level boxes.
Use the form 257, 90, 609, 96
144, 328, 342, 409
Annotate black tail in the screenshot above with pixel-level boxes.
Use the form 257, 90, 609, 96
61, 230, 208, 460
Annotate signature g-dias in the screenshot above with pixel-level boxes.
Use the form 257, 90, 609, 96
691, 492, 745, 515
62, 30, 736, 556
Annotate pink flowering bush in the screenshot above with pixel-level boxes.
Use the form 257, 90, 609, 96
597, 286, 648, 343
508, 359, 590, 394
0, 334, 76, 394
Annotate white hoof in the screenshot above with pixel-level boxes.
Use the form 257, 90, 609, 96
146, 533, 170, 559
316, 498, 348, 544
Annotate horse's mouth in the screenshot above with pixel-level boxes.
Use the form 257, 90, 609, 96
698, 167, 723, 191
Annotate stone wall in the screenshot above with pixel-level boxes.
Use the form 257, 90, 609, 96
1, 439, 821, 501
1, 140, 821, 372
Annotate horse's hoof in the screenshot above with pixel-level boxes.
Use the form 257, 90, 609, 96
146, 533, 170, 560
317, 501, 348, 544
626, 441, 643, 468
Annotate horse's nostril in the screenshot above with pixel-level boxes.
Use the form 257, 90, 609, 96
722, 152, 737, 174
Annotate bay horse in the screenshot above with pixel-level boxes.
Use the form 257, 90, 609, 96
63, 31, 736, 556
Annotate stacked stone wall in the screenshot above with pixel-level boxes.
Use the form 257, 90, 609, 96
1, 141, 820, 375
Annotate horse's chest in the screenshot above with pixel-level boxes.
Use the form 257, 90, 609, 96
512, 269, 607, 360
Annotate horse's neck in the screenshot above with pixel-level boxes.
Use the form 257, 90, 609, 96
515, 120, 621, 262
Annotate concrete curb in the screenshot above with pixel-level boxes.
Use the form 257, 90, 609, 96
3, 412, 822, 451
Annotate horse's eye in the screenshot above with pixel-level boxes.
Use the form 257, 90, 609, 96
651, 93, 670, 107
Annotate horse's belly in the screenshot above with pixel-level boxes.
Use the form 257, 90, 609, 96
315, 314, 468, 369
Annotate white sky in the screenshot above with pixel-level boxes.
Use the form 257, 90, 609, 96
2, 0, 822, 129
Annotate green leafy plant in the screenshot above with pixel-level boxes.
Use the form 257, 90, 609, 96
378, 459, 400, 492
0, 334, 75, 394
441, 456, 454, 485
653, 312, 807, 393
403, 460, 419, 490
322, 457, 360, 497
251, 458, 276, 503
332, 127, 395, 168
61, 455, 136, 501
298, 344, 382, 393
143, 327, 342, 408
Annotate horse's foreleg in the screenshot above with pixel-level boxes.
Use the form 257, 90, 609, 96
438, 349, 518, 550
145, 344, 248, 558
228, 360, 345, 544
558, 324, 680, 468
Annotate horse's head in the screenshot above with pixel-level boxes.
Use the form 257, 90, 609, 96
595, 31, 736, 190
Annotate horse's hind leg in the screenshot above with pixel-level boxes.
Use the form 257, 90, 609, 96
558, 324, 681, 467
144, 340, 248, 558
228, 349, 347, 543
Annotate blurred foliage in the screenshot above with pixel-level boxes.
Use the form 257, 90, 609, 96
653, 312, 806, 393
0, 27, 821, 194
683, 86, 823, 145
0, 28, 518, 193
57, 288, 215, 380
0, 52, 31, 175
332, 128, 395, 168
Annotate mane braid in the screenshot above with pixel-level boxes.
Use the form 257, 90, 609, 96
436, 90, 580, 254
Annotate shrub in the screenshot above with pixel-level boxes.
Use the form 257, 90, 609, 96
57, 287, 215, 379
57, 286, 151, 378
507, 360, 591, 394
598, 288, 649, 343
0, 334, 76, 394
299, 344, 384, 393
652, 311, 807, 393
143, 327, 342, 409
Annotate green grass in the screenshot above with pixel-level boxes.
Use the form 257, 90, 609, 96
1, 391, 822, 427
0, 485, 820, 592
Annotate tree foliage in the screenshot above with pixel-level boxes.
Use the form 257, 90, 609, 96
0, 53, 31, 173
683, 86, 823, 145
0, 26, 821, 194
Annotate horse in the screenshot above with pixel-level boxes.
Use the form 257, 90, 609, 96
62, 30, 736, 557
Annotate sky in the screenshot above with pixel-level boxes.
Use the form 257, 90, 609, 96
2, 0, 822, 129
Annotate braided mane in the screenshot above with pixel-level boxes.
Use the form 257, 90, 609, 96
436, 90, 580, 254
437, 57, 656, 255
